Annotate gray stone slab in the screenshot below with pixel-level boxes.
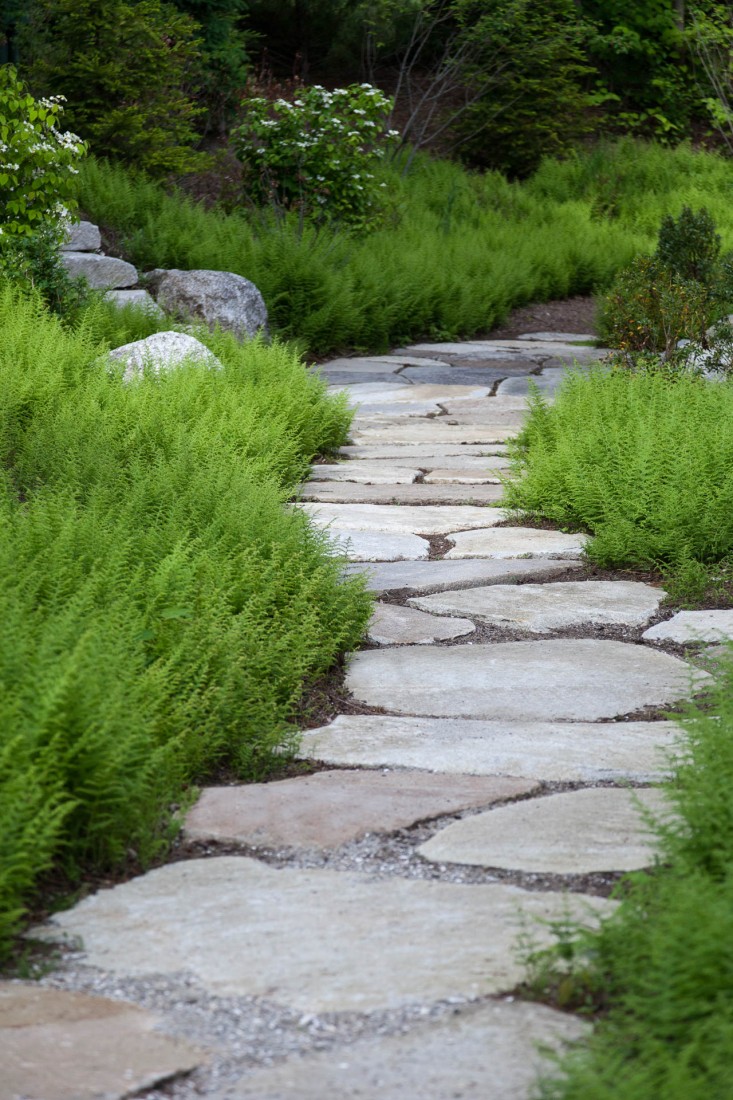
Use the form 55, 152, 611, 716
316, 358, 407, 373
343, 558, 584, 594
309, 463, 420, 484
446, 526, 588, 559
346, 400, 442, 417
402, 342, 544, 360
299, 715, 682, 783
496, 369, 569, 397
517, 332, 598, 343
341, 383, 491, 404
422, 467, 505, 484
400, 366, 533, 387
320, 371, 407, 386
419, 788, 672, 874
368, 602, 475, 644
104, 288, 165, 318
62, 251, 138, 289
60, 220, 101, 252
35, 858, 612, 1012
345, 640, 710, 721
420, 454, 513, 472
340, 443, 509, 458
184, 771, 533, 849
0, 982, 203, 1100
302, 502, 508, 536
324, 529, 430, 561
300, 481, 505, 505
215, 1000, 588, 1100
438, 400, 527, 424
410, 580, 665, 633
643, 610, 733, 644
350, 419, 519, 445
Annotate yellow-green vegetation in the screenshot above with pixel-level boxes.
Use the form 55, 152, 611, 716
0, 287, 371, 958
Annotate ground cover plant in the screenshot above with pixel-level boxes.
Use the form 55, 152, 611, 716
75, 140, 733, 357
0, 286, 371, 959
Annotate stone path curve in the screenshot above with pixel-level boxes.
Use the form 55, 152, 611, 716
3, 333, 724, 1100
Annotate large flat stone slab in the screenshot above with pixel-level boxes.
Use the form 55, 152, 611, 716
399, 366, 533, 387
402, 342, 544, 360
184, 771, 533, 849
301, 481, 505, 505
411, 581, 665, 633
368, 602, 475, 644
350, 418, 519, 445
643, 610, 733, 644
0, 982, 203, 1100
496, 370, 568, 397
324, 529, 430, 561
422, 466, 505, 484
35, 858, 612, 1012
342, 383, 491, 404
308, 463, 420, 484
419, 454, 513, 471
61, 252, 138, 289
316, 357, 407, 373
345, 640, 710, 720
302, 502, 508, 536
419, 788, 671, 874
215, 1000, 588, 1100
343, 558, 584, 594
340, 443, 509, 458
299, 715, 681, 783
321, 371, 408, 386
346, 400, 443, 417
446, 527, 589, 559
518, 331, 598, 343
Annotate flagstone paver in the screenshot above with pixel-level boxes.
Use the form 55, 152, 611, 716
446, 526, 589, 559
643, 609, 733, 644
496, 369, 572, 396
344, 558, 584, 593
183, 771, 535, 850
422, 466, 506, 483
340, 441, 510, 457
0, 982, 203, 1100
399, 365, 536, 387
35, 858, 613, 1013
367, 602, 475, 644
410, 580, 666, 633
350, 418, 520, 444
213, 1000, 588, 1100
302, 502, 508, 534
345, 640, 711, 720
299, 715, 681, 783
323, 529, 430, 561
308, 463, 421, 484
419, 788, 673, 874
518, 331, 598, 343
300, 481, 505, 504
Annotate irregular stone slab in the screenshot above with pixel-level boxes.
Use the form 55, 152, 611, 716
343, 558, 583, 594
350, 419, 519, 445
324, 529, 429, 561
402, 342, 544, 359
341, 383, 490, 404
438, 400, 527, 425
309, 463, 420, 484
423, 467, 504, 484
302, 502, 508, 536
400, 366, 533, 387
299, 715, 682, 783
108, 331, 222, 382
216, 1000, 588, 1100
410, 580, 665, 633
300, 481, 505, 505
35, 858, 612, 1012
420, 454, 513, 471
61, 251, 138, 289
0, 982, 203, 1100
518, 331, 598, 343
345, 640, 710, 720
643, 610, 733, 644
340, 442, 509, 458
419, 788, 672, 874
346, 399, 442, 417
60, 220, 101, 252
316, 357, 406, 373
321, 371, 410, 386
318, 356, 449, 370
184, 771, 532, 849
496, 369, 568, 397
368, 602, 475, 644
446, 527, 589, 560
146, 268, 268, 341
104, 288, 165, 318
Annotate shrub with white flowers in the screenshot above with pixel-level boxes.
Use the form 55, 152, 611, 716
0, 65, 86, 240
232, 83, 398, 231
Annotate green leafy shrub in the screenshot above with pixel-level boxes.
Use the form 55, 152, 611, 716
0, 285, 370, 958
18, 0, 209, 177
232, 83, 397, 229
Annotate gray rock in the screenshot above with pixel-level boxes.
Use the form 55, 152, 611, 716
340, 443, 509, 458
61, 252, 138, 289
446, 526, 588, 560
60, 220, 101, 252
324, 529, 430, 561
108, 331, 222, 382
34, 857, 613, 1012
496, 369, 569, 397
104, 288, 165, 318
517, 331, 598, 343
308, 463, 420, 485
146, 268, 268, 341
299, 714, 682, 783
301, 502, 508, 536
215, 1000, 588, 1100
345, 640, 710, 721
367, 602, 475, 644
316, 358, 407, 373
643, 610, 733, 644
410, 580, 665, 633
0, 982, 203, 1100
400, 366, 534, 387
422, 466, 505, 484
184, 771, 534, 849
343, 558, 584, 594
350, 419, 519, 445
300, 481, 505, 505
419, 788, 673, 874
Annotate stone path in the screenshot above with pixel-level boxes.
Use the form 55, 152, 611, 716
4, 333, 720, 1100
